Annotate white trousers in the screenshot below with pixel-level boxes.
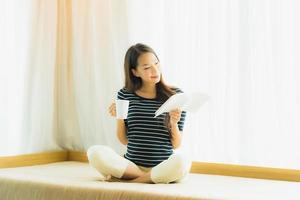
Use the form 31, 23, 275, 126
87, 145, 191, 184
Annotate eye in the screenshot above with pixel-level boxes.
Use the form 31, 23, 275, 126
144, 67, 150, 70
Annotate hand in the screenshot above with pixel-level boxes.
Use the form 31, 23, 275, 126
168, 108, 182, 127
108, 102, 116, 117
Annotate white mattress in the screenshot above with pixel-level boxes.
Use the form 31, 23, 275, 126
0, 161, 299, 200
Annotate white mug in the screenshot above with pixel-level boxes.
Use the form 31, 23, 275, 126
115, 99, 129, 119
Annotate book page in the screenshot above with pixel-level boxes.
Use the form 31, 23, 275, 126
154, 92, 209, 117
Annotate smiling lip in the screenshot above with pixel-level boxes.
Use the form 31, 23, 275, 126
151, 76, 159, 78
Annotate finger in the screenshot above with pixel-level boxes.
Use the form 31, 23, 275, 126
109, 106, 115, 114
109, 102, 115, 108
109, 104, 115, 110
170, 109, 181, 115
171, 114, 179, 120
169, 111, 178, 115
171, 112, 180, 117
173, 112, 180, 117
109, 103, 116, 110
172, 116, 179, 121
171, 113, 180, 118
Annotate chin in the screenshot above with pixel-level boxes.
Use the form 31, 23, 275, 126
146, 77, 160, 85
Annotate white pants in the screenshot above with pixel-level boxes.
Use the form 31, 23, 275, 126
87, 145, 191, 184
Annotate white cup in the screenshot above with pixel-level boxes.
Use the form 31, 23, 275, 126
116, 99, 129, 119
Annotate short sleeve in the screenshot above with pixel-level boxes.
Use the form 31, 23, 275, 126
117, 88, 127, 100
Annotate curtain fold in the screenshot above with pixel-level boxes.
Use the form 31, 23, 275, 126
21, 0, 61, 153
68, 0, 129, 154
53, 0, 83, 151
0, 0, 28, 155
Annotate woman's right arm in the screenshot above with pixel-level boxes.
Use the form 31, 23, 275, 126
116, 119, 128, 145
109, 102, 128, 145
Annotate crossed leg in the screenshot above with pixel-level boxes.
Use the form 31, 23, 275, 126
121, 162, 146, 180
87, 145, 190, 184
87, 145, 148, 181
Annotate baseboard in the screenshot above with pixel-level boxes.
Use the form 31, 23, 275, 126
191, 161, 300, 182
1, 151, 300, 182
0, 151, 68, 168
67, 151, 300, 182
68, 151, 88, 162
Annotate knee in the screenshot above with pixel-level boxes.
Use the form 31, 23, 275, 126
171, 154, 192, 183
151, 153, 191, 184
169, 154, 191, 175
87, 145, 110, 166
86, 145, 129, 178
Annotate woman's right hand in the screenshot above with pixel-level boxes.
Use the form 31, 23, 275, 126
108, 102, 116, 117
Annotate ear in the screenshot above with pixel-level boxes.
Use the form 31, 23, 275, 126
131, 68, 140, 77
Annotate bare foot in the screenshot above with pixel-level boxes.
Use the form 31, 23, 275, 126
128, 171, 154, 184
121, 163, 145, 180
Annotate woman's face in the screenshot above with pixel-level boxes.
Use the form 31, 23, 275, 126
132, 52, 161, 85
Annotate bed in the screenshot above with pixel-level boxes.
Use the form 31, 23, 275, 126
1, 160, 300, 200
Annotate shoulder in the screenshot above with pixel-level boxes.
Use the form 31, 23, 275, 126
117, 87, 134, 100
118, 87, 130, 94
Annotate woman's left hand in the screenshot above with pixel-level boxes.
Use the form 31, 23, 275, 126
169, 108, 182, 127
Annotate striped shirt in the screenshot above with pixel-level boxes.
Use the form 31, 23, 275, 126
117, 87, 186, 167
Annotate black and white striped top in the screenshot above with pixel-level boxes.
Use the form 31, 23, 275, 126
117, 87, 186, 167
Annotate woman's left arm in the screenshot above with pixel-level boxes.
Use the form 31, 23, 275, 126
169, 108, 182, 149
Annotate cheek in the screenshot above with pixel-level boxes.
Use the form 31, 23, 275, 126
145, 71, 153, 77
140, 72, 151, 80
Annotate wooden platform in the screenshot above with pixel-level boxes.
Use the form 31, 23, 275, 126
1, 161, 300, 200
1, 151, 300, 182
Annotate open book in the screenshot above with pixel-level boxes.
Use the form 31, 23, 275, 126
154, 92, 209, 117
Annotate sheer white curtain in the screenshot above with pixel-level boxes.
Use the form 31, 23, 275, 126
0, 0, 61, 155
1, 0, 300, 169
175, 0, 300, 169
20, 0, 61, 153
0, 0, 26, 155
69, 0, 300, 168
67, 0, 129, 154
102, 0, 300, 168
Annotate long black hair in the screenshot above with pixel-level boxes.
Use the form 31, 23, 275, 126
123, 43, 176, 130
123, 43, 175, 101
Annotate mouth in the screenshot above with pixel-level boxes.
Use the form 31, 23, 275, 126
151, 75, 159, 79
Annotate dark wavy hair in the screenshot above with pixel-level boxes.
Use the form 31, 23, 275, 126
123, 43, 175, 129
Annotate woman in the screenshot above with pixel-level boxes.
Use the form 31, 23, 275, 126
87, 43, 191, 183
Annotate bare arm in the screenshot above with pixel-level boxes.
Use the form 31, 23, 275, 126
109, 102, 128, 145
169, 108, 183, 149
169, 125, 182, 149
116, 119, 128, 145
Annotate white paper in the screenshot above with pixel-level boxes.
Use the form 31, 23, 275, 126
154, 92, 209, 117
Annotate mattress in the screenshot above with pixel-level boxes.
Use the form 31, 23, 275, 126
0, 161, 299, 200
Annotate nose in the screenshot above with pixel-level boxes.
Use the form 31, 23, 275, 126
151, 64, 160, 74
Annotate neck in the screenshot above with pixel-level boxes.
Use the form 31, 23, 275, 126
139, 84, 156, 93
